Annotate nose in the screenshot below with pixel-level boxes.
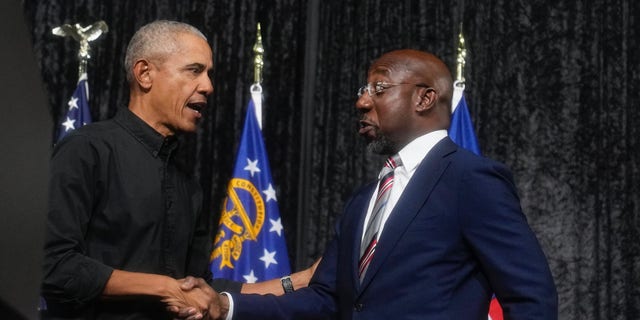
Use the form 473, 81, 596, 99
355, 93, 372, 113
199, 74, 214, 96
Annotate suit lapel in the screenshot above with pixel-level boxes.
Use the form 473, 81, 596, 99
358, 138, 458, 290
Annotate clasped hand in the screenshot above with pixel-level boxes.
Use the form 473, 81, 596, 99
163, 276, 226, 320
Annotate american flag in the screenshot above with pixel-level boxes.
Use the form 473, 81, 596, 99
57, 73, 91, 142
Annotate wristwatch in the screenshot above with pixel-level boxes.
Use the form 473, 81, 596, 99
280, 275, 294, 293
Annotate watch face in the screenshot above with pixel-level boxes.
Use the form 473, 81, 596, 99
281, 276, 294, 293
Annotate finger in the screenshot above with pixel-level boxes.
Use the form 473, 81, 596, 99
177, 307, 198, 318
185, 313, 204, 320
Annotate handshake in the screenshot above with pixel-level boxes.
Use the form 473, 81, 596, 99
98, 259, 319, 319
162, 258, 319, 319
163, 276, 229, 320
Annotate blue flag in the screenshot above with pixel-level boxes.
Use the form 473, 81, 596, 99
449, 91, 481, 155
210, 97, 291, 282
57, 74, 91, 142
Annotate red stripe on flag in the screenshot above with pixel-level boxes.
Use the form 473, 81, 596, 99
488, 297, 503, 320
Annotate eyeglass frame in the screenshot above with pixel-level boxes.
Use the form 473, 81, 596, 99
357, 81, 432, 98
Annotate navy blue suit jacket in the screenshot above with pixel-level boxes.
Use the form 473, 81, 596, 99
232, 137, 557, 319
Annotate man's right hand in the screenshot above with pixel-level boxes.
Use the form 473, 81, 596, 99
169, 276, 229, 320
102, 270, 223, 320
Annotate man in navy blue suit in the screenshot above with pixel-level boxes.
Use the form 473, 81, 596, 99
197, 49, 557, 320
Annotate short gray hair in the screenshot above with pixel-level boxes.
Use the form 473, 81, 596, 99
124, 20, 207, 82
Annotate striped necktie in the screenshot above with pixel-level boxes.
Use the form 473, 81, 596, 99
358, 154, 402, 281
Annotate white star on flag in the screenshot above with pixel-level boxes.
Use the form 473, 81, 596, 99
259, 249, 278, 268
243, 270, 258, 283
269, 218, 284, 236
244, 158, 261, 177
263, 184, 277, 202
61, 117, 76, 132
68, 96, 79, 110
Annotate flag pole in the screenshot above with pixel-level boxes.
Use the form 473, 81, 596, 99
448, 23, 481, 155
455, 24, 466, 88
251, 23, 264, 129
452, 26, 466, 112
253, 23, 264, 85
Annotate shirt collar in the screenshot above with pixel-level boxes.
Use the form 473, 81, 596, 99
397, 130, 448, 174
114, 108, 177, 158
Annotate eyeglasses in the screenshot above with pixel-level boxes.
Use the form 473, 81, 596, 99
357, 81, 431, 98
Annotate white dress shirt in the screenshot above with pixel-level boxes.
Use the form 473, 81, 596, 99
361, 130, 448, 242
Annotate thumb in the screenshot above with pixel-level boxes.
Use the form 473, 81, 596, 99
180, 276, 197, 290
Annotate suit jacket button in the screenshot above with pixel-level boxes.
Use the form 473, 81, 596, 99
354, 303, 363, 311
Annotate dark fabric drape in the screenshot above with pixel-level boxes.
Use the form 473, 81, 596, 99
23, 0, 639, 319
464, 2, 640, 318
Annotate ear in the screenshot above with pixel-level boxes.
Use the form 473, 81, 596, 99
415, 87, 437, 112
132, 60, 153, 90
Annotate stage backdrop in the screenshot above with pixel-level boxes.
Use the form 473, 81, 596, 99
23, 0, 639, 319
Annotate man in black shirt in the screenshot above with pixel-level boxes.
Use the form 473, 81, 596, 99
41, 20, 313, 320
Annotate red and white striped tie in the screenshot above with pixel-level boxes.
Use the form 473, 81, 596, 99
358, 154, 402, 281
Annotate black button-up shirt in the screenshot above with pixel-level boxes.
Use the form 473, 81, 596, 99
41, 108, 234, 319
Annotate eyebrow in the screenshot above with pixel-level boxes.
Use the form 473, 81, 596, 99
184, 63, 209, 71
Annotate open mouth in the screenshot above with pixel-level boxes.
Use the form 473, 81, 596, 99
359, 119, 375, 129
358, 120, 376, 135
187, 102, 206, 114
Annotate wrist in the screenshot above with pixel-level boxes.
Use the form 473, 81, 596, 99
159, 275, 175, 295
219, 292, 230, 318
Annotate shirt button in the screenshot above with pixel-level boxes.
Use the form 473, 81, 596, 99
354, 303, 363, 312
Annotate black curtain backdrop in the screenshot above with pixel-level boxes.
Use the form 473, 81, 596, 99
23, 0, 639, 319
